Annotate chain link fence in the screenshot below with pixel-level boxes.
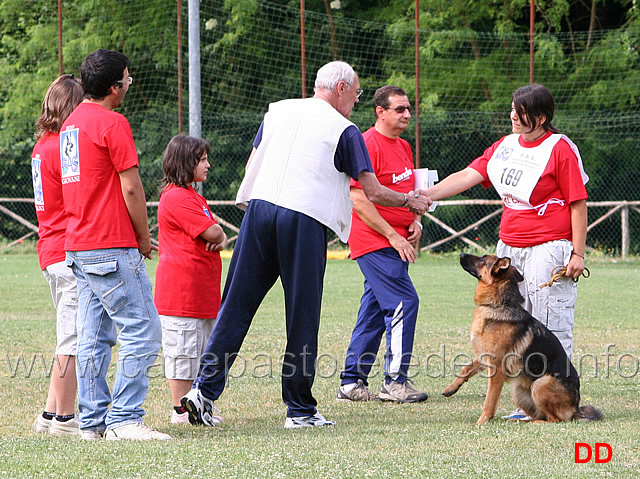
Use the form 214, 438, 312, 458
1, 0, 639, 255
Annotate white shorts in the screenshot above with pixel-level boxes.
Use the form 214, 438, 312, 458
160, 315, 216, 380
42, 261, 78, 356
497, 239, 577, 358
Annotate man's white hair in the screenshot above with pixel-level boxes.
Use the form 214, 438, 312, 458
314, 61, 356, 92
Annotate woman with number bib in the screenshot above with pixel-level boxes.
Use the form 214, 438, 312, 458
426, 84, 588, 420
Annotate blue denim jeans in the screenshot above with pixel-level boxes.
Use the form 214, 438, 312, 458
66, 248, 161, 432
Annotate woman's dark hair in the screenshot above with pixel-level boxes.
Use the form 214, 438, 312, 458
35, 75, 83, 141
373, 85, 407, 119
81, 49, 130, 100
161, 134, 210, 188
512, 83, 559, 134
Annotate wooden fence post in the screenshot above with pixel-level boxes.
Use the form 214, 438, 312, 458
621, 203, 629, 258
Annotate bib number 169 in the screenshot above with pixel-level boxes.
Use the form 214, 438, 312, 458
501, 168, 523, 187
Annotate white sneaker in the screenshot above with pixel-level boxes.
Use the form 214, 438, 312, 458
105, 423, 172, 441
171, 410, 190, 424
284, 412, 336, 429
49, 417, 80, 436
33, 414, 52, 434
80, 428, 104, 440
181, 388, 224, 426
502, 408, 533, 422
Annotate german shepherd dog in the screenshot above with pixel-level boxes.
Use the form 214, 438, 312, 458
443, 253, 602, 425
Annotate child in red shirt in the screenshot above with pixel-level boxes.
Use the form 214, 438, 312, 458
155, 135, 227, 424
31, 74, 84, 436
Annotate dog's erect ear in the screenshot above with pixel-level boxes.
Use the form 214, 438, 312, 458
492, 256, 524, 282
512, 268, 524, 282
491, 257, 511, 276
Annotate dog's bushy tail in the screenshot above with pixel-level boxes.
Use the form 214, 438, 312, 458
575, 405, 603, 422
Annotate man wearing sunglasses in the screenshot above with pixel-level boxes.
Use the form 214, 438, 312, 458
338, 85, 428, 404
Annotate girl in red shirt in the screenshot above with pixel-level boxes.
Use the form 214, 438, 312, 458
31, 75, 84, 435
155, 135, 227, 424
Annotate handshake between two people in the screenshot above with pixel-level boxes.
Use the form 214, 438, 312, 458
404, 189, 433, 216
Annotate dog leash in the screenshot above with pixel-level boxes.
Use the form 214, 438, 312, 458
539, 265, 591, 289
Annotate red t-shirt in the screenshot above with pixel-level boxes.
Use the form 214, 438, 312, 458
31, 132, 67, 270
154, 184, 222, 319
469, 132, 588, 247
348, 127, 415, 259
60, 102, 139, 251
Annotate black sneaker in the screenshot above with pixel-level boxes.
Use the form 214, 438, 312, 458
181, 388, 224, 426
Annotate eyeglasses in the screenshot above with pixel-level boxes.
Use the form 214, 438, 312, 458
116, 76, 133, 86
386, 105, 412, 114
355, 89, 363, 98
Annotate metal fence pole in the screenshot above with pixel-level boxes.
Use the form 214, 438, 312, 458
188, 0, 202, 194
300, 0, 306, 98
58, 0, 63, 75
414, 0, 420, 168
177, 0, 183, 133
529, 0, 535, 83
188, 0, 201, 139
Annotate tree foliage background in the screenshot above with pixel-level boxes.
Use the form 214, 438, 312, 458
1, 0, 639, 253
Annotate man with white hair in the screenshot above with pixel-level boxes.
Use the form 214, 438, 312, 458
182, 61, 431, 429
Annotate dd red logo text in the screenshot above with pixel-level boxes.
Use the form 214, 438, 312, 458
574, 443, 613, 463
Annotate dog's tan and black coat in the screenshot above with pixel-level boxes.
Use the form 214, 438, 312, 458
443, 253, 602, 425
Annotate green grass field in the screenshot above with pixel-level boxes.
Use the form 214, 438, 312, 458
0, 251, 638, 478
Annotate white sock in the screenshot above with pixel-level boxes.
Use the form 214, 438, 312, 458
342, 383, 358, 393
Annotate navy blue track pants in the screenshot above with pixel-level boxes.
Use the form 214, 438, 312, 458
340, 247, 419, 386
194, 200, 327, 417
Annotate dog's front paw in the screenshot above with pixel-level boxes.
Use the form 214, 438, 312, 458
442, 385, 460, 397
476, 415, 492, 425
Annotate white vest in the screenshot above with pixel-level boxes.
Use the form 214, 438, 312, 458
236, 98, 354, 242
487, 134, 588, 215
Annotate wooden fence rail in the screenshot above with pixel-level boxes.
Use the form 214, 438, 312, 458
2, 198, 639, 257
419, 200, 640, 258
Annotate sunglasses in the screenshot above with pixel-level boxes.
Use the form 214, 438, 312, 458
386, 105, 412, 114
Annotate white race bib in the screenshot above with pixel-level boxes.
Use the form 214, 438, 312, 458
487, 134, 588, 214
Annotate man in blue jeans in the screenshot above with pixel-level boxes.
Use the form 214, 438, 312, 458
181, 62, 431, 429
61, 49, 170, 440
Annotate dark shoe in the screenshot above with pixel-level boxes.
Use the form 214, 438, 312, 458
337, 379, 378, 402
